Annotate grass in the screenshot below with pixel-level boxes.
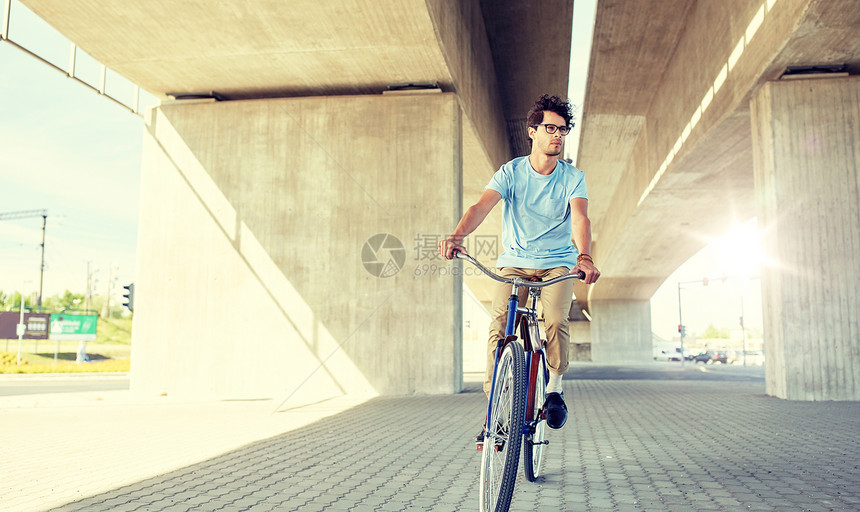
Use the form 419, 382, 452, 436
0, 316, 132, 374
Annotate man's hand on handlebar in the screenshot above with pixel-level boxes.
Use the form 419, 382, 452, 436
438, 236, 467, 260
572, 259, 600, 285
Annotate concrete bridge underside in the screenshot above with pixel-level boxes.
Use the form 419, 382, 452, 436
20, 0, 860, 400
578, 0, 859, 399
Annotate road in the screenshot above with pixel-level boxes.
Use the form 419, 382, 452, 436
566, 361, 766, 382
0, 373, 129, 396
0, 361, 763, 398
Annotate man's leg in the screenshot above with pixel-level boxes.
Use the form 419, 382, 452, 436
484, 267, 530, 396
537, 266, 574, 428
538, 266, 574, 378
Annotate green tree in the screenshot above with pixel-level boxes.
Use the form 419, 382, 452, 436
56, 290, 86, 311
702, 323, 730, 339
2, 291, 34, 312
702, 323, 719, 339
1, 290, 90, 313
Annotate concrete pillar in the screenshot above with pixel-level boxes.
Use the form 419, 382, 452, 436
750, 77, 860, 401
589, 300, 652, 363
569, 320, 592, 362
131, 92, 464, 405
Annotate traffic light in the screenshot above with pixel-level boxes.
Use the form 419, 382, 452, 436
678, 324, 686, 336
122, 283, 135, 312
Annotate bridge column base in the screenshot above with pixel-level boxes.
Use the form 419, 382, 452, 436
751, 77, 860, 400
588, 300, 652, 363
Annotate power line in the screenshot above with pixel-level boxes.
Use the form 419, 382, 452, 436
0, 209, 48, 306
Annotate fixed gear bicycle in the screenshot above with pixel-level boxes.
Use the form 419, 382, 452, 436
455, 251, 583, 512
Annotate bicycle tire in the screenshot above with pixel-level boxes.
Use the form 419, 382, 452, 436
523, 349, 548, 482
479, 341, 526, 512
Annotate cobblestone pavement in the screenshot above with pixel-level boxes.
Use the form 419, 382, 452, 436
46, 366, 860, 512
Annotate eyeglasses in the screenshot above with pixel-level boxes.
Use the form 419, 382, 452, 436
533, 123, 573, 135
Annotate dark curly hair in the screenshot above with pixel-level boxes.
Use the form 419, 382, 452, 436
526, 94, 574, 127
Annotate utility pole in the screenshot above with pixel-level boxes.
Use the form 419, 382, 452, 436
38, 212, 47, 308
85, 262, 99, 313
103, 264, 117, 317
677, 281, 685, 366
0, 209, 49, 307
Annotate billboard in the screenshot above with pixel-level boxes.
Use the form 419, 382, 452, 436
0, 312, 50, 339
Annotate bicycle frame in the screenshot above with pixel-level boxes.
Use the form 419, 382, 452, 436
486, 281, 545, 438
485, 279, 524, 434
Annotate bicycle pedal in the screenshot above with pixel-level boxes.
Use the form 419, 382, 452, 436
533, 440, 549, 446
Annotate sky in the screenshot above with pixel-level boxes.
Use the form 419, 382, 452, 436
0, 0, 151, 304
0, 0, 763, 339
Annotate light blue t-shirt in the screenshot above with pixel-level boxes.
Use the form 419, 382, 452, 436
486, 156, 588, 269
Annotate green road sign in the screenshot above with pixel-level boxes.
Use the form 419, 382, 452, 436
49, 314, 98, 341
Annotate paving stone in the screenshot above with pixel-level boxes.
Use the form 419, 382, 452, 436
23, 370, 858, 512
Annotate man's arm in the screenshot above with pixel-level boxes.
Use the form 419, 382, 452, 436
570, 197, 600, 284
438, 189, 502, 259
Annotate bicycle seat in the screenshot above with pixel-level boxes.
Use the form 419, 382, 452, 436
528, 276, 542, 282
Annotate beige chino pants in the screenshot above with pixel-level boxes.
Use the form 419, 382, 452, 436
484, 266, 574, 396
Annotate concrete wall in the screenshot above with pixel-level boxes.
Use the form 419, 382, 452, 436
751, 77, 860, 401
589, 300, 652, 363
130, 93, 464, 405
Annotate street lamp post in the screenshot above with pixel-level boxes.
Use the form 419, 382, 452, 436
740, 295, 747, 366
677, 277, 712, 366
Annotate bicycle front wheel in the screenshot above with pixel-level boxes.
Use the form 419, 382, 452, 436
523, 349, 548, 482
479, 341, 526, 512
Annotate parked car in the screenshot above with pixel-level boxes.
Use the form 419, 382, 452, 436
745, 351, 765, 366
653, 346, 684, 362
711, 350, 729, 364
667, 348, 684, 362
691, 352, 712, 363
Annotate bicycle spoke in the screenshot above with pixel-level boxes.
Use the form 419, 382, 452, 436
479, 342, 525, 512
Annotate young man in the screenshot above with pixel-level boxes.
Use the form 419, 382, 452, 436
439, 94, 599, 433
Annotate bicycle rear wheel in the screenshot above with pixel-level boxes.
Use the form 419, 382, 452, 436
523, 349, 548, 482
479, 341, 526, 512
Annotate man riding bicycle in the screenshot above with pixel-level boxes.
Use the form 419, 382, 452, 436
439, 94, 600, 435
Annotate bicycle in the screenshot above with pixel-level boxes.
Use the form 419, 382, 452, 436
454, 251, 583, 512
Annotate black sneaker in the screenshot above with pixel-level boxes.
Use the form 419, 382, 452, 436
544, 392, 568, 429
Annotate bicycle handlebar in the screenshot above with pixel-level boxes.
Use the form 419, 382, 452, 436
454, 251, 585, 287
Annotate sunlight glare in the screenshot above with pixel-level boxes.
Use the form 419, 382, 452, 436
710, 219, 765, 279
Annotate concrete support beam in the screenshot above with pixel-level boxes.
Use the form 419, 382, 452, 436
751, 77, 860, 401
589, 300, 652, 363
131, 93, 464, 404
426, 0, 510, 169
